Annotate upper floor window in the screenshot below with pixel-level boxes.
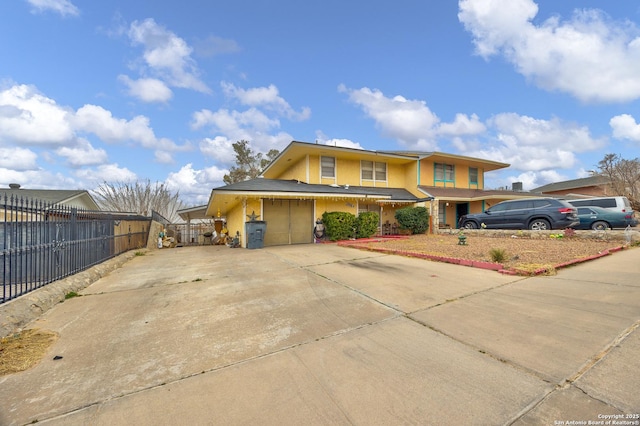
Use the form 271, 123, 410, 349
469, 167, 478, 185
361, 161, 387, 181
321, 156, 335, 178
435, 163, 454, 182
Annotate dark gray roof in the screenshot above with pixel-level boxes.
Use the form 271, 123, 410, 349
214, 179, 419, 201
0, 188, 99, 208
531, 175, 610, 193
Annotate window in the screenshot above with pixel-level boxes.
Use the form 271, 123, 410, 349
375, 162, 387, 181
321, 156, 335, 178
435, 163, 454, 182
508, 200, 533, 210
487, 203, 508, 213
361, 161, 373, 180
361, 161, 387, 182
469, 167, 478, 185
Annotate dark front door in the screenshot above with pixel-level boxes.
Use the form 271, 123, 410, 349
456, 203, 469, 228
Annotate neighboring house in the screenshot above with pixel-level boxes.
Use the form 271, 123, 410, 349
0, 183, 100, 210
531, 175, 612, 199
204, 141, 535, 247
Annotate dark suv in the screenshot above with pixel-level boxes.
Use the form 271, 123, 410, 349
458, 198, 579, 230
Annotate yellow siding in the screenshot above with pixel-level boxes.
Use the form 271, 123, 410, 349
337, 158, 360, 185
380, 163, 400, 187
225, 204, 245, 244
276, 157, 307, 181
315, 199, 358, 218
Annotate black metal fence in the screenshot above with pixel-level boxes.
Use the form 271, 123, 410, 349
1, 194, 151, 304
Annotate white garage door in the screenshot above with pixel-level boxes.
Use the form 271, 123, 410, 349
263, 199, 313, 246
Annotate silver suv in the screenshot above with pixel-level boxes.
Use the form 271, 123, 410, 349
458, 198, 579, 230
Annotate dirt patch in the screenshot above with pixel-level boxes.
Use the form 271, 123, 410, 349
346, 233, 631, 274
0, 329, 58, 376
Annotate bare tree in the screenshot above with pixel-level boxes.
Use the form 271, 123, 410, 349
223, 140, 280, 185
597, 153, 640, 210
93, 180, 186, 222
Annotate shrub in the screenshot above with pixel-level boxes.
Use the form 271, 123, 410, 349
356, 211, 379, 238
322, 211, 357, 241
488, 248, 507, 263
395, 206, 430, 234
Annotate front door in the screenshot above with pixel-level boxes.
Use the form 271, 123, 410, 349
456, 203, 469, 228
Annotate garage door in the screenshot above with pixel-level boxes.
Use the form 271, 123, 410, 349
263, 199, 313, 246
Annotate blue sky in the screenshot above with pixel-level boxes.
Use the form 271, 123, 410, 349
2, 0, 640, 205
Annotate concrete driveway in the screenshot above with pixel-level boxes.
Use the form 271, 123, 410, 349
0, 243, 638, 425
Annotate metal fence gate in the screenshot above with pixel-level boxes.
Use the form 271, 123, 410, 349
1, 194, 150, 304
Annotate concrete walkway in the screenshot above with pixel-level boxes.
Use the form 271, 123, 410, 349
0, 244, 638, 425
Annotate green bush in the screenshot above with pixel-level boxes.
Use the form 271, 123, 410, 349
395, 206, 430, 234
322, 211, 357, 241
488, 248, 507, 263
356, 211, 379, 238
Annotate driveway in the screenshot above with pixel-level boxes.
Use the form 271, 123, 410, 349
0, 244, 638, 425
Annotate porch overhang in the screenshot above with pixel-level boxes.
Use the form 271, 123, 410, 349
205, 190, 396, 217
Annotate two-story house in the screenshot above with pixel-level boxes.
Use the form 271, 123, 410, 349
204, 141, 529, 247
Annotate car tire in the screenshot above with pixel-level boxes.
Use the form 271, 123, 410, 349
462, 221, 477, 229
591, 221, 609, 231
529, 219, 550, 231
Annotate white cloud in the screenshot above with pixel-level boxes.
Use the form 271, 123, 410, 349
199, 136, 237, 166
221, 82, 311, 121
438, 113, 486, 136
509, 169, 567, 191
72, 104, 180, 152
0, 147, 38, 170
0, 84, 74, 145
154, 150, 174, 164
339, 85, 440, 150
314, 131, 363, 150
459, 0, 640, 103
192, 108, 280, 134
56, 138, 108, 167
165, 163, 227, 203
26, 0, 79, 17
610, 114, 640, 142
192, 107, 292, 160
128, 18, 211, 94
0, 168, 77, 190
75, 164, 137, 185
118, 75, 173, 103
460, 112, 606, 172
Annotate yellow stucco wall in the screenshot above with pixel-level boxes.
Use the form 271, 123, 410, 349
420, 162, 434, 186
275, 157, 307, 181
225, 204, 244, 243
224, 198, 262, 247
315, 199, 359, 218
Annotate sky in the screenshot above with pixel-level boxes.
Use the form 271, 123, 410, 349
2, 0, 640, 206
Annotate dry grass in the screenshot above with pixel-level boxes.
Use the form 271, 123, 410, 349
0, 329, 58, 376
349, 233, 628, 273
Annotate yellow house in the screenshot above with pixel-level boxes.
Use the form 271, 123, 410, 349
205, 141, 531, 247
